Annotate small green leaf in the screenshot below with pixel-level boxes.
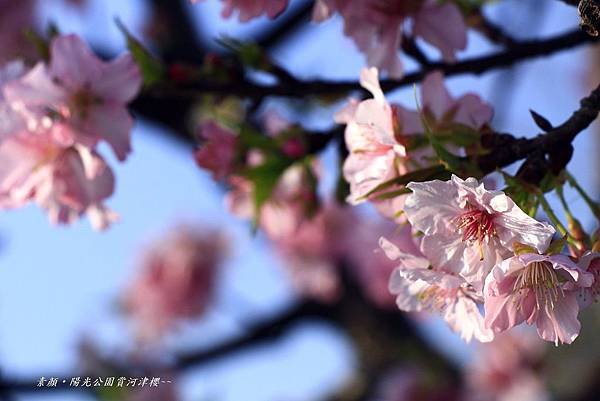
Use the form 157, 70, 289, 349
361, 164, 450, 199
115, 18, 165, 87
513, 242, 537, 255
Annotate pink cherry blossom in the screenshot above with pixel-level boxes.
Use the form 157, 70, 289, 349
0, 132, 117, 230
575, 252, 600, 307
4, 34, 142, 161
124, 226, 225, 342
404, 175, 555, 290
484, 253, 593, 345
416, 71, 494, 130
381, 235, 494, 343
338, 70, 493, 223
339, 67, 407, 205
314, 0, 467, 78
192, 0, 288, 22
194, 121, 238, 180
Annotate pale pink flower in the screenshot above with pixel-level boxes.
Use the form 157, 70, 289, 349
484, 253, 593, 345
466, 331, 548, 401
192, 0, 288, 22
575, 252, 600, 308
194, 121, 238, 180
340, 67, 407, 205
4, 34, 142, 161
415, 71, 494, 130
314, 0, 466, 78
124, 227, 225, 342
404, 175, 555, 290
382, 235, 494, 343
348, 222, 419, 308
0, 132, 117, 230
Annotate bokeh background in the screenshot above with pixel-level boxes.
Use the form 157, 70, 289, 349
1, 0, 598, 400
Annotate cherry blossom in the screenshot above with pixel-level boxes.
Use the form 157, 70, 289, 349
0, 132, 117, 230
123, 227, 225, 342
314, 0, 467, 78
484, 253, 593, 345
194, 121, 238, 180
381, 236, 494, 343
4, 34, 142, 161
191, 0, 288, 22
339, 67, 407, 205
339, 69, 493, 223
404, 175, 556, 290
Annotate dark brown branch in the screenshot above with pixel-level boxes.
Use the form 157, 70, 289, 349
148, 28, 596, 101
477, 80, 600, 174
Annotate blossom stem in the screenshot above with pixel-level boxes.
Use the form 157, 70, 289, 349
566, 170, 600, 220
537, 192, 578, 246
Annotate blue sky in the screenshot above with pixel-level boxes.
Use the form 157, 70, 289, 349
0, 1, 597, 400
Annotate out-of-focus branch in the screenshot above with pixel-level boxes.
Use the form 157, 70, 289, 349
144, 29, 596, 100
148, 0, 206, 63
255, 0, 315, 49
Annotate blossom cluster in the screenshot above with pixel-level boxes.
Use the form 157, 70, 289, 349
123, 226, 226, 342
193, 0, 469, 78
335, 67, 598, 345
0, 34, 141, 230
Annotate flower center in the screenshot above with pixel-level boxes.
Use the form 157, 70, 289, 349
512, 261, 564, 309
455, 208, 497, 260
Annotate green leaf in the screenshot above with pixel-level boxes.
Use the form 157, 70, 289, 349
238, 125, 278, 151
513, 242, 537, 255
115, 18, 165, 87
361, 164, 450, 199
242, 156, 294, 223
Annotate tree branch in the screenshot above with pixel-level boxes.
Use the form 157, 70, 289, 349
146, 28, 596, 101
477, 80, 600, 174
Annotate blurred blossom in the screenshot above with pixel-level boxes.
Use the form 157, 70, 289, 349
0, 0, 36, 64
123, 226, 226, 342
465, 331, 549, 401
194, 120, 238, 181
347, 220, 418, 308
0, 134, 118, 230
274, 202, 357, 302
0, 34, 141, 229
227, 164, 317, 240
4, 34, 142, 161
375, 365, 459, 401
191, 0, 289, 22
313, 0, 467, 77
